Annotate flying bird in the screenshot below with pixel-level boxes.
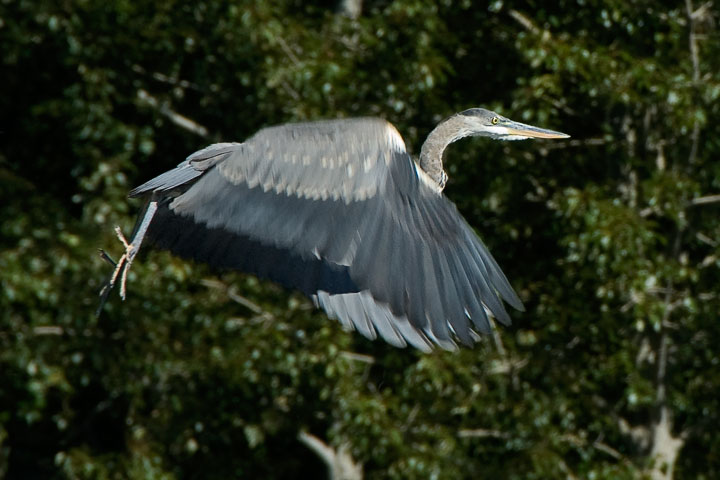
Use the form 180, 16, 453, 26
98, 108, 568, 351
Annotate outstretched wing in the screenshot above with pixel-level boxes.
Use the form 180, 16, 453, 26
131, 117, 522, 350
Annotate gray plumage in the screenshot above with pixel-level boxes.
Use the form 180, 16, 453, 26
104, 108, 569, 351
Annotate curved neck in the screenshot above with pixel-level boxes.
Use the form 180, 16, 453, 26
418, 115, 470, 191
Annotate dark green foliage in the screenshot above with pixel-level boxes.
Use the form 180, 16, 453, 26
2, 0, 719, 478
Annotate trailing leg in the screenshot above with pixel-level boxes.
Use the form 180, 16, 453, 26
96, 200, 158, 315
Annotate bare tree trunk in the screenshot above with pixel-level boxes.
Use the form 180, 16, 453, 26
648, 407, 684, 480
298, 431, 363, 480
337, 0, 362, 19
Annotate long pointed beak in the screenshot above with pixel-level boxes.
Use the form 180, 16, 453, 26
504, 120, 570, 139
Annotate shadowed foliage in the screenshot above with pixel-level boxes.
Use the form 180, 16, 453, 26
2, 0, 719, 479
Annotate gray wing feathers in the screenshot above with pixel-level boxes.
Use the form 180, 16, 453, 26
129, 143, 239, 198
186, 142, 242, 164
218, 118, 402, 203
315, 291, 434, 352
128, 162, 203, 198
172, 169, 363, 266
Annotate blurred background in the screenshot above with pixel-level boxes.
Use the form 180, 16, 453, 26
1, 0, 719, 478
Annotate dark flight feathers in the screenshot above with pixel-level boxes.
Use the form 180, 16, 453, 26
129, 118, 522, 350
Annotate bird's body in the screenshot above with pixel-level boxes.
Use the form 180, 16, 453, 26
99, 109, 568, 351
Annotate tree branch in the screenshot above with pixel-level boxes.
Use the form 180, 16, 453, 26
688, 194, 720, 207
685, 0, 701, 164
339, 351, 375, 364
137, 89, 210, 139
508, 9, 541, 35
560, 433, 630, 463
200, 278, 275, 321
131, 64, 203, 92
458, 428, 511, 440
32, 326, 64, 335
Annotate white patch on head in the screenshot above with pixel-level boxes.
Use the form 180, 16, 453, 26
480, 125, 531, 140
483, 125, 512, 136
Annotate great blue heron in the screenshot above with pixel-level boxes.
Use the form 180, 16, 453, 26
98, 108, 568, 351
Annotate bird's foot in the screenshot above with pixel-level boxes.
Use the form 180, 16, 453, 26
96, 200, 158, 317
99, 226, 139, 302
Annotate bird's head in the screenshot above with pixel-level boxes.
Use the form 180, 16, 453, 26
451, 108, 569, 141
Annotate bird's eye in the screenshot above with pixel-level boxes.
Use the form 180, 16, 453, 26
491, 117, 499, 125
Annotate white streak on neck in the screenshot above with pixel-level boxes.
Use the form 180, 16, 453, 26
414, 162, 443, 194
